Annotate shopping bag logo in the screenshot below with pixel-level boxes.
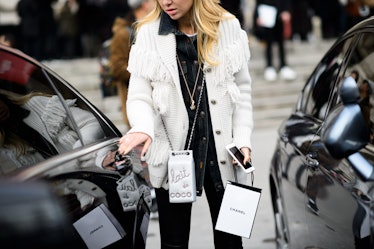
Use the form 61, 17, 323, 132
215, 181, 261, 238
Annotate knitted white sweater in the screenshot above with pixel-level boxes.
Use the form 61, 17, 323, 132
126, 16, 253, 189
22, 95, 104, 151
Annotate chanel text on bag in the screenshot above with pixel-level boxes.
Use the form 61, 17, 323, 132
215, 181, 262, 238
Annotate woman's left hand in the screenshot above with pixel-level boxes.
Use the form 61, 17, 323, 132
230, 147, 252, 166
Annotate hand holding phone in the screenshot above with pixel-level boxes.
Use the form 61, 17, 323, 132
225, 143, 255, 173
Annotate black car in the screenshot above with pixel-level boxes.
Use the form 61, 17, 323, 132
0, 44, 151, 248
270, 16, 374, 249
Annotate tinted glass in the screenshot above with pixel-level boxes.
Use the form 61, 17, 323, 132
0, 49, 106, 174
300, 36, 354, 119
338, 32, 374, 143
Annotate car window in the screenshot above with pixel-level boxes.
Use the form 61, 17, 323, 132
300, 36, 354, 120
338, 32, 374, 143
0, 49, 108, 174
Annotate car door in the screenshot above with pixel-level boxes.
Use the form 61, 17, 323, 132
305, 31, 374, 248
276, 113, 321, 248
276, 40, 345, 248
277, 33, 355, 248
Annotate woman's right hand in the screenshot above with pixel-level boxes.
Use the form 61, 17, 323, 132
118, 132, 152, 158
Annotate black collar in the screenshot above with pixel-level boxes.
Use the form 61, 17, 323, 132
159, 11, 184, 36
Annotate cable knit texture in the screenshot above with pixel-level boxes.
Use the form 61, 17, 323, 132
127, 17, 253, 189
22, 95, 104, 151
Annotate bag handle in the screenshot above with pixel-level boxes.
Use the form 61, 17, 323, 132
234, 169, 255, 186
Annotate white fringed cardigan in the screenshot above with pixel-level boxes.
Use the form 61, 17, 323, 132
126, 16, 253, 189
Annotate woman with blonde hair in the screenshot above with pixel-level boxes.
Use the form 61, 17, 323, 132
118, 0, 253, 248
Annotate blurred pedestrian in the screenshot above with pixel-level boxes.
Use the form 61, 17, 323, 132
309, 0, 346, 38
109, 0, 155, 130
220, 0, 244, 27
57, 0, 80, 59
290, 0, 312, 41
38, 0, 58, 60
340, 0, 373, 33
16, 0, 41, 59
17, 0, 58, 60
253, 0, 297, 82
77, 0, 105, 57
117, 0, 253, 248
0, 34, 15, 47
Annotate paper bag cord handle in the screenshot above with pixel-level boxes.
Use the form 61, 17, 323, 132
234, 170, 254, 186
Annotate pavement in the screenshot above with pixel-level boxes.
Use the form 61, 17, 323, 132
43, 37, 336, 249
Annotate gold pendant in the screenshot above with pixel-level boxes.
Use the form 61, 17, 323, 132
190, 100, 196, 110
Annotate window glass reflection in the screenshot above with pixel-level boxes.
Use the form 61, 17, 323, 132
302, 37, 353, 119
0, 49, 107, 174
342, 32, 374, 143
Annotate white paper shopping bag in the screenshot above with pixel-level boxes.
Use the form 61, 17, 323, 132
73, 204, 126, 249
215, 181, 261, 238
257, 4, 278, 28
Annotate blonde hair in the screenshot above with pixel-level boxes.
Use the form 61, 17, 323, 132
0, 91, 49, 155
135, 0, 233, 65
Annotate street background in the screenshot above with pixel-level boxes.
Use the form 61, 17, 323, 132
44, 37, 335, 249
0, 0, 367, 248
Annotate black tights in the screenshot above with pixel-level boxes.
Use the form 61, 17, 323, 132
155, 171, 243, 249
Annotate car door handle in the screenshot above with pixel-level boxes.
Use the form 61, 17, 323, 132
306, 153, 319, 169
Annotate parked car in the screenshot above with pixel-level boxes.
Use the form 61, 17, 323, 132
270, 16, 374, 249
0, 44, 151, 248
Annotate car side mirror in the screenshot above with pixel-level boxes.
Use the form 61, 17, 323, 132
339, 76, 360, 104
321, 76, 373, 180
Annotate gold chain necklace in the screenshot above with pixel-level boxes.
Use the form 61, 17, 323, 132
176, 54, 202, 110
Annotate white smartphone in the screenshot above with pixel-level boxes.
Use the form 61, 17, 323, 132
225, 143, 255, 173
